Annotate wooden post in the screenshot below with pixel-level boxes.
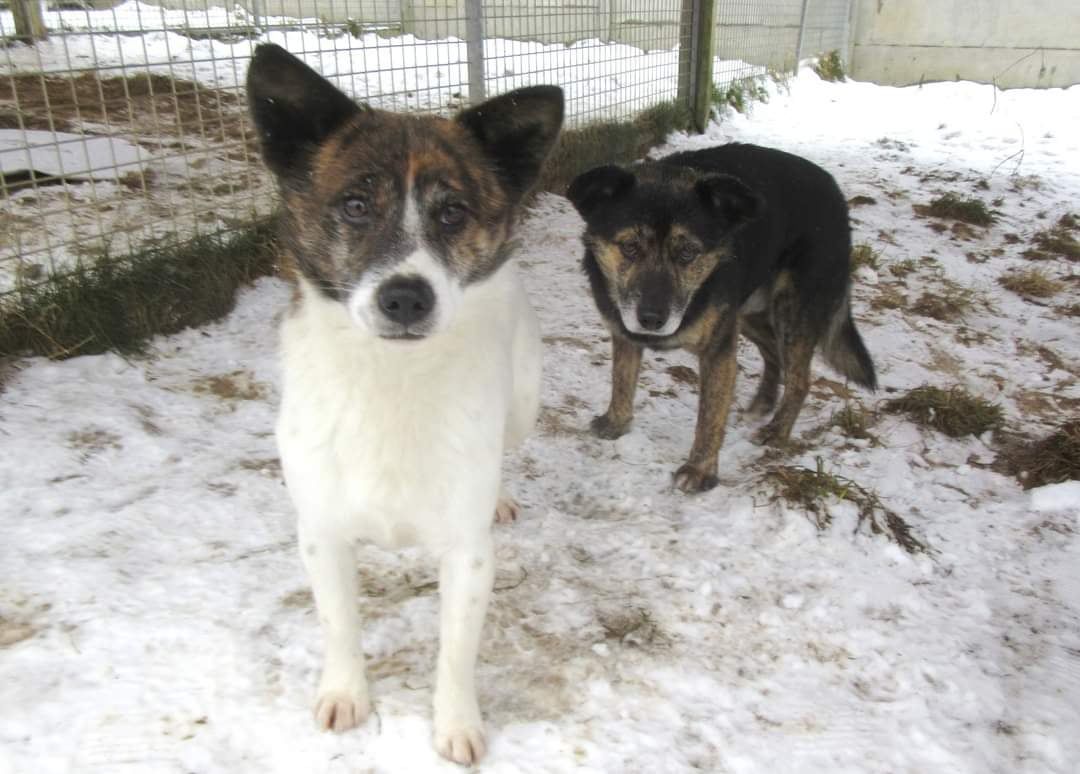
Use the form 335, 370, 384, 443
11, 0, 48, 42
690, 0, 716, 132
676, 0, 694, 109
794, 0, 811, 74
465, 0, 486, 104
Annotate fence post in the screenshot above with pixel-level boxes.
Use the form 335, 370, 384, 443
250, 0, 263, 31
677, 0, 694, 109
465, 0, 486, 104
11, 0, 48, 42
793, 0, 811, 74
685, 0, 716, 133
845, 0, 858, 77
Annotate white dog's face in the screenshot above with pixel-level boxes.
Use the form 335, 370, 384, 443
247, 48, 564, 342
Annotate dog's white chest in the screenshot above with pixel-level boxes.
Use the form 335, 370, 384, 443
276, 269, 528, 549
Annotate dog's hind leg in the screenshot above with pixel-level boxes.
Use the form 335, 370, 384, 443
591, 335, 643, 439
433, 532, 495, 765
755, 273, 815, 445
740, 311, 781, 417
498, 283, 542, 525
298, 521, 371, 733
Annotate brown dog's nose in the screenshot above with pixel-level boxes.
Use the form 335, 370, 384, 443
637, 307, 667, 331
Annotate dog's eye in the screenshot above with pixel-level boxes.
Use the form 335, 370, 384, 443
620, 242, 640, 260
341, 195, 370, 223
673, 242, 699, 264
438, 203, 467, 229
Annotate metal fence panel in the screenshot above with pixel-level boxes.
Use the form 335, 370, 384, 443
0, 0, 851, 296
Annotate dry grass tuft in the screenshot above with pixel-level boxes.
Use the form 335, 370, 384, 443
998, 268, 1063, 300
540, 101, 690, 192
914, 193, 995, 226
0, 220, 278, 359
997, 421, 1080, 490
193, 371, 268, 402
883, 384, 1004, 438
1024, 214, 1080, 261
889, 259, 919, 279
830, 403, 877, 441
765, 457, 927, 553
850, 243, 880, 273
909, 277, 975, 321
870, 285, 906, 312
812, 51, 846, 82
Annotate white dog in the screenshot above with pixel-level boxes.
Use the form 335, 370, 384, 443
246, 44, 563, 764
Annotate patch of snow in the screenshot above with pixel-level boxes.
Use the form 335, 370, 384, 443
1031, 481, 1080, 512
0, 129, 151, 178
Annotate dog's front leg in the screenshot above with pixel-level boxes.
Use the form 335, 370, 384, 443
298, 521, 371, 732
673, 339, 738, 493
433, 532, 495, 765
591, 334, 643, 439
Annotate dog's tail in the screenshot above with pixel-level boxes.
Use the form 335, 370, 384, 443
823, 295, 877, 391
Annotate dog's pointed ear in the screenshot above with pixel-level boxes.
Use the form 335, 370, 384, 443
246, 44, 361, 178
695, 174, 763, 227
456, 86, 564, 197
566, 165, 636, 218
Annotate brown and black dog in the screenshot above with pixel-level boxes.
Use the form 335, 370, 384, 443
568, 143, 877, 492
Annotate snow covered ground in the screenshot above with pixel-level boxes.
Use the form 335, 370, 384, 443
2, 66, 1080, 774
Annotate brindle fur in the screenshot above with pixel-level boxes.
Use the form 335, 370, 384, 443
569, 144, 877, 493
247, 46, 561, 305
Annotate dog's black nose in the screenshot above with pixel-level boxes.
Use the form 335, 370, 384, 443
637, 307, 667, 331
377, 277, 435, 327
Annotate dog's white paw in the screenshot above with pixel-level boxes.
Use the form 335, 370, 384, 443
494, 496, 520, 524
314, 690, 371, 733
435, 722, 488, 766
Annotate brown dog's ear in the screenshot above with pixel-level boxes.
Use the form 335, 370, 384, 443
246, 44, 361, 178
695, 174, 763, 227
456, 86, 564, 198
566, 165, 636, 218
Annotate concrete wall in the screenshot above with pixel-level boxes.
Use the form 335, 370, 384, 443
850, 0, 1080, 88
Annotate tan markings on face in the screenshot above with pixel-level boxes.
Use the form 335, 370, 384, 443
772, 269, 796, 298
401, 118, 517, 281
589, 226, 656, 302
667, 224, 734, 301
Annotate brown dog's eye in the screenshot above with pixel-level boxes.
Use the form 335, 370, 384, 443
621, 242, 640, 260
438, 203, 467, 229
342, 196, 370, 223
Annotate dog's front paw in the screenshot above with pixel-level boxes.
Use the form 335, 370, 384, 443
590, 413, 631, 440
752, 422, 791, 447
746, 392, 777, 418
673, 463, 719, 493
435, 722, 487, 766
495, 496, 520, 524
314, 689, 371, 733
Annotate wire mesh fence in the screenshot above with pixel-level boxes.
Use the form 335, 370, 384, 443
0, 0, 852, 297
